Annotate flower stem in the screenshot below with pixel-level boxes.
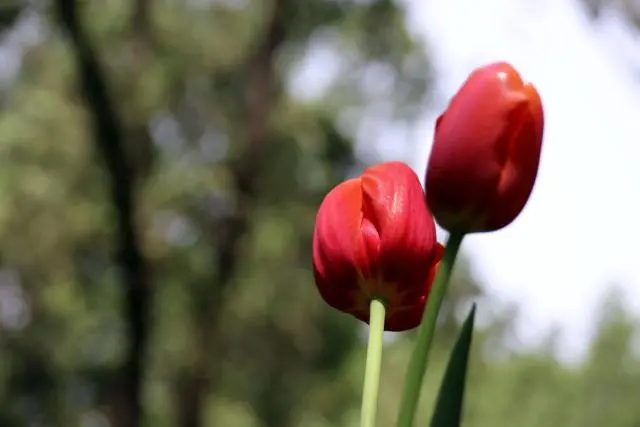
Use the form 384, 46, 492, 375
360, 298, 386, 427
396, 231, 466, 427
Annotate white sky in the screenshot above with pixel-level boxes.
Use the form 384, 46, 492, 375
404, 0, 640, 361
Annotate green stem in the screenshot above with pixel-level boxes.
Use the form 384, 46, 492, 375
360, 298, 386, 427
396, 231, 466, 427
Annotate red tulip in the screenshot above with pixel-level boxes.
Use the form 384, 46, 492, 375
312, 161, 443, 332
425, 62, 544, 233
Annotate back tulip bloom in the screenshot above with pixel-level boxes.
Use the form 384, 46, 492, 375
312, 161, 443, 332
425, 62, 544, 233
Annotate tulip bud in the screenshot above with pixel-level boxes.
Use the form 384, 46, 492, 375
425, 62, 544, 233
312, 161, 443, 331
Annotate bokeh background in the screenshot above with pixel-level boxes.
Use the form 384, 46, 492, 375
0, 0, 639, 426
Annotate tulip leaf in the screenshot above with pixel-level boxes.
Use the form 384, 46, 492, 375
429, 304, 476, 427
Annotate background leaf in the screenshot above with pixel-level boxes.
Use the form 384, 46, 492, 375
430, 304, 477, 427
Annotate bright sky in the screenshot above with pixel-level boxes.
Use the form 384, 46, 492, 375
405, 0, 640, 361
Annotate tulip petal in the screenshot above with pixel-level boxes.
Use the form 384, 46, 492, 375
384, 242, 445, 332
427, 68, 515, 227
360, 162, 437, 303
483, 83, 544, 230
312, 178, 363, 313
426, 62, 544, 233
313, 161, 442, 331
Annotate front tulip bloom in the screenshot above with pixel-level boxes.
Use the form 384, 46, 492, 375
425, 61, 544, 233
312, 161, 443, 332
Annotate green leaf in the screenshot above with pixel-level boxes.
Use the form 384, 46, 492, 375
429, 304, 477, 427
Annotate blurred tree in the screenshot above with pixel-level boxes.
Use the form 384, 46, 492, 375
0, 0, 434, 427
579, 0, 640, 26
578, 0, 640, 80
0, 1, 21, 31
577, 287, 640, 427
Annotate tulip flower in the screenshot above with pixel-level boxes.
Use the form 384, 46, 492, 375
425, 61, 544, 233
312, 161, 443, 332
